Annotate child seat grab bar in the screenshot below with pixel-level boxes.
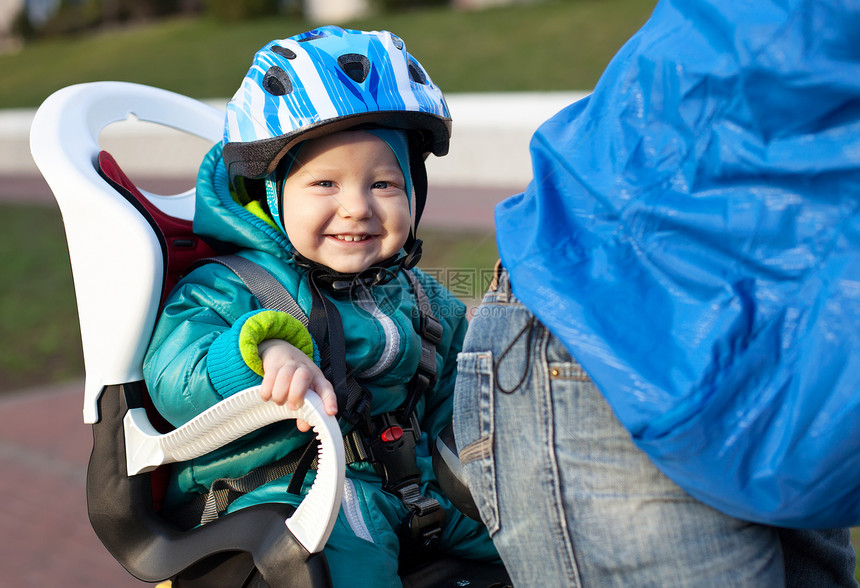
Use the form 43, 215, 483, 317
124, 386, 345, 554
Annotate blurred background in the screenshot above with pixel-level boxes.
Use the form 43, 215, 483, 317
3, 0, 857, 585
0, 0, 656, 393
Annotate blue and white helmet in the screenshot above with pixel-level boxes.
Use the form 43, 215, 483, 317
222, 26, 452, 181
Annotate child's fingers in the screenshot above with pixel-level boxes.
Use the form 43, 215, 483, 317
258, 349, 334, 431
259, 364, 284, 401
313, 378, 338, 416
268, 364, 298, 405
289, 368, 315, 433
286, 366, 313, 410
259, 372, 273, 401
292, 382, 335, 433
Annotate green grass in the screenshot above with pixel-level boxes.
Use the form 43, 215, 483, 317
854, 528, 860, 582
0, 0, 657, 108
0, 205, 82, 392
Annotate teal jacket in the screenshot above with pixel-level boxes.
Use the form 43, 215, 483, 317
142, 144, 468, 506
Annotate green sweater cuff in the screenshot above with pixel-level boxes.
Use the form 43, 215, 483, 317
207, 309, 317, 399
238, 309, 317, 376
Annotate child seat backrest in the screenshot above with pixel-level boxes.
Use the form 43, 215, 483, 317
28, 81, 224, 424
30, 82, 223, 423
29, 82, 347, 586
97, 150, 222, 306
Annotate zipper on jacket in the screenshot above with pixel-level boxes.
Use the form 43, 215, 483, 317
342, 477, 374, 543
354, 288, 400, 379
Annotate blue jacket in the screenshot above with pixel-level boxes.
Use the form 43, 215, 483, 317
143, 143, 467, 506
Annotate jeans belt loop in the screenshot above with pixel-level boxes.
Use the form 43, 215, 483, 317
489, 259, 504, 292
496, 266, 513, 303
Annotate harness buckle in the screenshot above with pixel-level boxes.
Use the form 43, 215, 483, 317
380, 425, 404, 443
395, 482, 447, 570
365, 412, 422, 490
347, 411, 448, 567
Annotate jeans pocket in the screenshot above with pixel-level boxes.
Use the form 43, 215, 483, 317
453, 351, 500, 536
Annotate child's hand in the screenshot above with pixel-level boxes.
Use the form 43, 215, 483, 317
258, 339, 338, 432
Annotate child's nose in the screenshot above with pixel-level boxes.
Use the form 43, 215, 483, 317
337, 188, 373, 220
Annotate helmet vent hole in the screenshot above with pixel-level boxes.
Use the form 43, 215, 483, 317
272, 45, 296, 60
298, 31, 327, 43
408, 60, 427, 85
263, 66, 293, 96
338, 54, 370, 84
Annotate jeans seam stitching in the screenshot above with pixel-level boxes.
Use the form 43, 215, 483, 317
541, 327, 583, 586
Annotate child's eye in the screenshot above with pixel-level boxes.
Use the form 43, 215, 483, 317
313, 180, 334, 188
373, 180, 404, 191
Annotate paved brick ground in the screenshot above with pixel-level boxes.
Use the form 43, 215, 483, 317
0, 382, 155, 586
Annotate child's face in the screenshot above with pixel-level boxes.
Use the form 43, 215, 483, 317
280, 131, 411, 274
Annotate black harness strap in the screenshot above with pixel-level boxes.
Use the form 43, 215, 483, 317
307, 270, 371, 427
178, 257, 445, 550
400, 270, 443, 419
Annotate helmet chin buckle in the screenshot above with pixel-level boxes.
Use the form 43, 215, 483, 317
293, 239, 423, 292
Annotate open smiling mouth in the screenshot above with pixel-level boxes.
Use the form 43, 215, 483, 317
331, 234, 373, 242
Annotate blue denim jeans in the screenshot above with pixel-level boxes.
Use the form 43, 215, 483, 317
453, 268, 857, 588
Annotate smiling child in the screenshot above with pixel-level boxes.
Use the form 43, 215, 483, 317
142, 26, 499, 586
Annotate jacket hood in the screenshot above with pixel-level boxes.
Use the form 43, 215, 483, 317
194, 143, 294, 260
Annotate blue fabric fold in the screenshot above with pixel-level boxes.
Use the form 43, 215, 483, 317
496, 0, 860, 527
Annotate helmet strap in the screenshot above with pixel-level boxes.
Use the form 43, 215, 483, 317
407, 134, 429, 234
291, 238, 422, 292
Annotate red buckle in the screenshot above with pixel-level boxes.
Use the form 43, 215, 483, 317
380, 426, 404, 443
